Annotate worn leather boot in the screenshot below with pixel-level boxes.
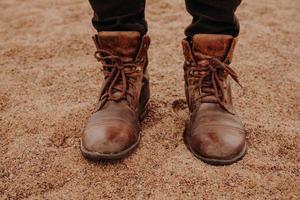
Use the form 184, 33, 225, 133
182, 34, 247, 165
81, 32, 150, 160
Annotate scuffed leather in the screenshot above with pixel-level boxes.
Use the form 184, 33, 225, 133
83, 101, 139, 154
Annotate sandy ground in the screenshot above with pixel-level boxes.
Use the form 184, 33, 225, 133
0, 0, 299, 199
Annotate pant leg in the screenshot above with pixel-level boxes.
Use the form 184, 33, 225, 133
185, 0, 242, 38
89, 0, 147, 35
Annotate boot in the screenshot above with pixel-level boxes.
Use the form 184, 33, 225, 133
81, 32, 150, 160
182, 34, 247, 165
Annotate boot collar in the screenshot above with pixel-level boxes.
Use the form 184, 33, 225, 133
96, 31, 142, 63
189, 34, 237, 64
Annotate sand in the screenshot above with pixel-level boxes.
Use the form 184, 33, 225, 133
0, 0, 299, 199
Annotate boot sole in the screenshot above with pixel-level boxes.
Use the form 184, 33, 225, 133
80, 102, 149, 161
184, 127, 247, 166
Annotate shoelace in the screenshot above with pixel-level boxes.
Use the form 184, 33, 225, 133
94, 49, 140, 108
190, 57, 242, 113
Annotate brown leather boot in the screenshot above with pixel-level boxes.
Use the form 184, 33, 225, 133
182, 34, 247, 165
81, 32, 150, 160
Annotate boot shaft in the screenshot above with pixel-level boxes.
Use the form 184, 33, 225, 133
182, 34, 239, 113
93, 31, 151, 111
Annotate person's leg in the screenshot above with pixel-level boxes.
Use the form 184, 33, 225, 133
182, 0, 247, 165
185, 0, 241, 38
81, 0, 150, 161
89, 0, 147, 35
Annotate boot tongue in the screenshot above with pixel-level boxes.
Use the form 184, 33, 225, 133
98, 31, 141, 62
192, 34, 233, 61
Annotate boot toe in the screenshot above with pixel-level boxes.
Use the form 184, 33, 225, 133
188, 126, 246, 164
81, 120, 139, 158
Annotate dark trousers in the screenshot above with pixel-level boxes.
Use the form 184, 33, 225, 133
89, 0, 242, 37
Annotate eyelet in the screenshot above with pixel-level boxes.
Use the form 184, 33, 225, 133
136, 66, 142, 72
199, 60, 209, 67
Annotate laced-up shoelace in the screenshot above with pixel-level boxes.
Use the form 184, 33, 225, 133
94, 49, 141, 109
189, 57, 242, 113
